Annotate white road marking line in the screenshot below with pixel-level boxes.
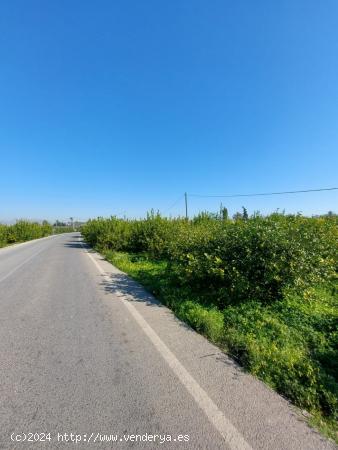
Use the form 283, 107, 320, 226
80, 241, 252, 450
0, 235, 59, 284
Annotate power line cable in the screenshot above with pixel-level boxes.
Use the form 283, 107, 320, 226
189, 187, 338, 199
163, 194, 184, 214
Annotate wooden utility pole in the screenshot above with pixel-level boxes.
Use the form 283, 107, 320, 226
184, 192, 188, 220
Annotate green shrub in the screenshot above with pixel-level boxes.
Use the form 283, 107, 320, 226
53, 226, 74, 234
168, 214, 337, 304
0, 224, 7, 247
0, 220, 53, 246
81, 212, 190, 258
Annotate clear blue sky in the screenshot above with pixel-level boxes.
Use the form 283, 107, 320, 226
0, 0, 337, 222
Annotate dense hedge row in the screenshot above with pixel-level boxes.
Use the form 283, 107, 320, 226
82, 212, 337, 304
0, 220, 53, 247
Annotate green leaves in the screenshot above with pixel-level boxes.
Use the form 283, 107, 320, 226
0, 220, 53, 246
168, 214, 337, 304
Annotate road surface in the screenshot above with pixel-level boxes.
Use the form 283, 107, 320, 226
0, 233, 336, 449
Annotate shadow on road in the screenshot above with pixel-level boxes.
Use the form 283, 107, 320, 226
63, 241, 83, 249
65, 238, 205, 336
101, 271, 163, 308
100, 264, 246, 368
70, 240, 245, 368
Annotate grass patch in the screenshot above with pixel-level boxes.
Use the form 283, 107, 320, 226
103, 250, 338, 444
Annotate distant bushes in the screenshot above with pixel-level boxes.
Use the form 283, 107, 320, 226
53, 226, 74, 234
82, 212, 188, 258
0, 220, 52, 247
0, 221, 77, 248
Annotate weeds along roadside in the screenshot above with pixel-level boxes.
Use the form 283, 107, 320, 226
81, 212, 338, 442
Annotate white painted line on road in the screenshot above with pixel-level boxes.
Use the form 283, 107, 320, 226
81, 241, 252, 450
0, 236, 59, 284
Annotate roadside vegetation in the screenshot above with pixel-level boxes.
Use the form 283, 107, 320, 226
0, 220, 74, 248
81, 212, 338, 441
0, 220, 53, 247
53, 226, 75, 234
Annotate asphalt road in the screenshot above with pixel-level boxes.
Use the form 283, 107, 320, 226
0, 233, 336, 450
